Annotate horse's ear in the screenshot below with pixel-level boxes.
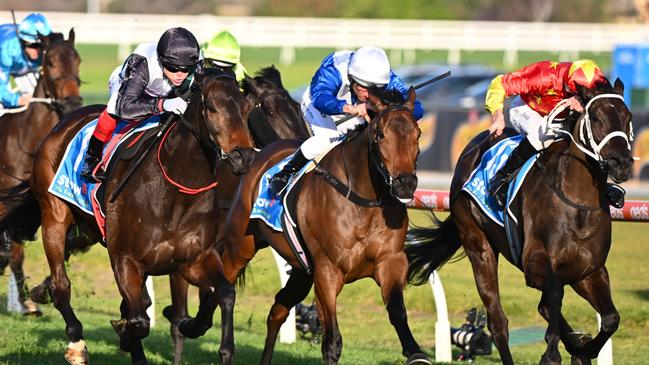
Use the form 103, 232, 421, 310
367, 92, 385, 113
613, 77, 625, 96
68, 28, 75, 44
405, 87, 416, 112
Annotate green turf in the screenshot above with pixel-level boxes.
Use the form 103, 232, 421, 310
0, 214, 648, 364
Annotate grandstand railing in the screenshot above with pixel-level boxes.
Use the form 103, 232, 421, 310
2, 12, 649, 65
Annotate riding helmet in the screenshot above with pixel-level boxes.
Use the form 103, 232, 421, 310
348, 46, 391, 87
157, 27, 200, 71
565, 59, 606, 93
17, 13, 52, 43
202, 31, 240, 67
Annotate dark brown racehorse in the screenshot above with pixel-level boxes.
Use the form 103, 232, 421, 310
163, 65, 313, 364
217, 88, 432, 365
406, 79, 634, 365
243, 65, 311, 147
0, 29, 81, 314
23, 68, 255, 365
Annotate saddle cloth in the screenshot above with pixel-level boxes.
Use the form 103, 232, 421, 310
48, 115, 162, 238
462, 135, 539, 265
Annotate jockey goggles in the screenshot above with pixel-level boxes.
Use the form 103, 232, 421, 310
163, 63, 193, 73
24, 41, 42, 49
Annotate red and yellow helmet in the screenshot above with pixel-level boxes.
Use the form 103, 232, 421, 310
566, 59, 606, 93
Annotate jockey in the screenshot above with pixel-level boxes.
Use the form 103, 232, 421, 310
486, 59, 626, 208
0, 13, 52, 109
201, 30, 247, 82
268, 45, 424, 195
80, 27, 201, 182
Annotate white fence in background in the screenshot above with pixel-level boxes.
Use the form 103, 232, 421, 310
2, 12, 649, 66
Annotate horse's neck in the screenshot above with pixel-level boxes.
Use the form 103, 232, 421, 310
325, 130, 384, 200
542, 140, 605, 201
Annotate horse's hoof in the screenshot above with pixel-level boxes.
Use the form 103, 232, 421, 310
110, 318, 127, 336
406, 353, 433, 365
64, 340, 89, 365
571, 355, 592, 365
127, 316, 150, 339
178, 317, 210, 339
30, 285, 51, 304
162, 305, 174, 321
22, 300, 42, 316
568, 332, 593, 349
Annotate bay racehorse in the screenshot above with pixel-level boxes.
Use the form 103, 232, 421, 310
163, 65, 313, 364
26, 68, 255, 365
216, 88, 432, 364
243, 65, 311, 147
406, 79, 633, 364
0, 29, 82, 314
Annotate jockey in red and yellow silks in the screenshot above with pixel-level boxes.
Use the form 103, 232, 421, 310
484, 59, 625, 208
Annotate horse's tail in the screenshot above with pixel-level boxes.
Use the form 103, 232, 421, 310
0, 181, 41, 243
406, 214, 463, 286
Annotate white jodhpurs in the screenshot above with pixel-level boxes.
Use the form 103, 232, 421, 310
299, 100, 366, 160
509, 96, 560, 151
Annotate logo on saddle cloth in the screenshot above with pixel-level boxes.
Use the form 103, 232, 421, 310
48, 115, 162, 238
462, 135, 539, 265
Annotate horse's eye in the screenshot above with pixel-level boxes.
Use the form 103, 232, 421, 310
207, 105, 217, 113
377, 130, 385, 139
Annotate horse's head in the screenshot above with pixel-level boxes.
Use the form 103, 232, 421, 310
242, 66, 306, 140
39, 29, 83, 115
367, 87, 421, 203
195, 68, 255, 175
573, 78, 634, 183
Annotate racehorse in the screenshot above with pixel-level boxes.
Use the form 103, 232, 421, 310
0, 29, 82, 314
162, 65, 313, 364
243, 65, 311, 147
406, 79, 633, 365
216, 87, 433, 365
24, 68, 255, 365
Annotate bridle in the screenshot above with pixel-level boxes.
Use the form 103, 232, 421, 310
547, 93, 634, 170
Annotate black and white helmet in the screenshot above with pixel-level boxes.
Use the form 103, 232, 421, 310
157, 27, 200, 72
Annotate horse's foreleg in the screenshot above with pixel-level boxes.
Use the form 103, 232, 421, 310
9, 241, 41, 315
41, 211, 88, 365
164, 273, 189, 365
570, 266, 619, 360
260, 269, 313, 365
529, 263, 564, 365
376, 254, 431, 365
112, 256, 150, 340
313, 265, 344, 365
456, 208, 514, 365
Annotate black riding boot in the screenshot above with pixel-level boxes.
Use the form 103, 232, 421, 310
80, 136, 107, 182
606, 183, 625, 209
269, 149, 309, 195
489, 138, 538, 208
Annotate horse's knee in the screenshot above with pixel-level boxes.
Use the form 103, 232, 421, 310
600, 310, 620, 333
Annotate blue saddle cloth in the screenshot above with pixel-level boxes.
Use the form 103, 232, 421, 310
48, 116, 162, 216
462, 135, 538, 226
250, 155, 313, 231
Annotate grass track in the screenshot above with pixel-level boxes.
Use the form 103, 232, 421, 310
1, 212, 647, 364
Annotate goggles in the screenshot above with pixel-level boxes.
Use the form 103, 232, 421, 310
163, 63, 193, 73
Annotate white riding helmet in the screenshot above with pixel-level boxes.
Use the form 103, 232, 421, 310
348, 46, 391, 87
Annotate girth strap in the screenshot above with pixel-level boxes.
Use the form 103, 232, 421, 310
313, 163, 382, 208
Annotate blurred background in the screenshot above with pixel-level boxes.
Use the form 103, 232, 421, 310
4, 0, 649, 182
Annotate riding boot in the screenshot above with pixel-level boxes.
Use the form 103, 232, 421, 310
269, 149, 309, 196
489, 138, 538, 208
80, 135, 107, 182
606, 183, 625, 209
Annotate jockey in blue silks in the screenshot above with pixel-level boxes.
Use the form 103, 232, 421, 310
268, 45, 424, 194
0, 13, 52, 109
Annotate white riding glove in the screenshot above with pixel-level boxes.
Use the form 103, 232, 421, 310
162, 97, 188, 115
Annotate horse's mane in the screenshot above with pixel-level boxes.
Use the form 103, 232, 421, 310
255, 65, 285, 90
200, 66, 237, 81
